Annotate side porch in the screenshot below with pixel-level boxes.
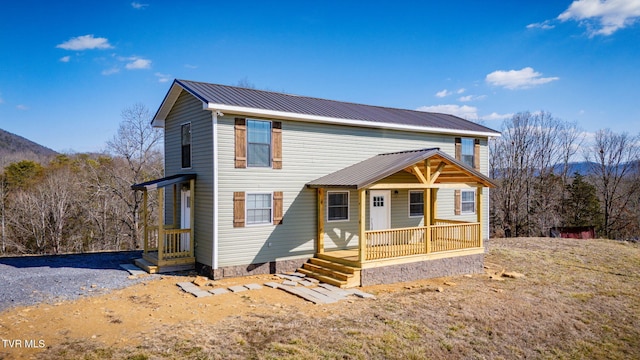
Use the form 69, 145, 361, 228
302, 148, 494, 287
131, 174, 197, 273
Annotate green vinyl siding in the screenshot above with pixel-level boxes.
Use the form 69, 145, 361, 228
164, 90, 214, 266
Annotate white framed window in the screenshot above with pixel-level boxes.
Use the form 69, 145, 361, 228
246, 192, 272, 225
181, 123, 192, 169
461, 190, 476, 214
408, 190, 424, 217
461, 138, 474, 168
327, 191, 349, 222
247, 119, 271, 167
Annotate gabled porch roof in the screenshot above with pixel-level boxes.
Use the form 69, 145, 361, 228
305, 148, 495, 189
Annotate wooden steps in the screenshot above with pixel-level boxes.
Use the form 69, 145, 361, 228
298, 257, 361, 288
134, 257, 195, 274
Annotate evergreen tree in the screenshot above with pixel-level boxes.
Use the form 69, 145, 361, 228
565, 173, 602, 228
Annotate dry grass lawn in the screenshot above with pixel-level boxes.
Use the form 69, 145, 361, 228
1, 237, 639, 359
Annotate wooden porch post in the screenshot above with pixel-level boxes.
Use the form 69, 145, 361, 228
430, 188, 438, 224
358, 189, 366, 263
316, 188, 325, 255
477, 187, 483, 248
424, 188, 431, 254
143, 190, 148, 254
189, 178, 195, 258
157, 187, 164, 261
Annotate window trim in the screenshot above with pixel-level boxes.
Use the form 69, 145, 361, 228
181, 122, 192, 169
245, 192, 273, 227
246, 119, 272, 168
460, 189, 476, 215
327, 190, 350, 222
408, 190, 424, 218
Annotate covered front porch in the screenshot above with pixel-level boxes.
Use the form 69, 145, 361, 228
306, 148, 494, 280
131, 174, 197, 273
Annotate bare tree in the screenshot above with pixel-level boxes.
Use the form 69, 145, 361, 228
106, 103, 163, 249
584, 129, 640, 238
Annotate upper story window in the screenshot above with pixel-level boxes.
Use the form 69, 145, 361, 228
247, 119, 272, 167
461, 138, 474, 168
181, 123, 191, 168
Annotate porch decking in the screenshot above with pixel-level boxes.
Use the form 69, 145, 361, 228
135, 226, 196, 274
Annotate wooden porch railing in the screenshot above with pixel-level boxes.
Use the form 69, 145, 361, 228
144, 226, 193, 260
365, 221, 481, 261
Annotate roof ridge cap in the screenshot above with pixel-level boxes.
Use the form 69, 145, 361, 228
379, 148, 440, 156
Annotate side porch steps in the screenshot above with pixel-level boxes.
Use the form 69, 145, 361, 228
298, 257, 361, 288
134, 257, 195, 274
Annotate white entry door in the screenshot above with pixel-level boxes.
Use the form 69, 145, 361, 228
180, 189, 191, 252
369, 190, 391, 230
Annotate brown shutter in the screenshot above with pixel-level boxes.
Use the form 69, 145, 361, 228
233, 192, 245, 227
272, 121, 282, 169
234, 118, 247, 168
454, 190, 461, 215
454, 137, 462, 160
473, 138, 480, 170
273, 191, 283, 225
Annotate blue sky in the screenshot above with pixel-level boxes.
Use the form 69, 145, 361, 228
0, 0, 639, 153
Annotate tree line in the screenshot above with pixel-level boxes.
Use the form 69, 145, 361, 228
489, 111, 640, 240
0, 104, 162, 255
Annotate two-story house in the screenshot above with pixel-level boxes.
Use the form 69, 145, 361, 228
132, 79, 499, 287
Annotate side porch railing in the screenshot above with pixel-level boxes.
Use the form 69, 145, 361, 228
365, 220, 481, 261
145, 225, 194, 261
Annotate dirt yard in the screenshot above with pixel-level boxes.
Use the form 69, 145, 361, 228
1, 237, 639, 359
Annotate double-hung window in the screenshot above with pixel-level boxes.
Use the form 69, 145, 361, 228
460, 138, 474, 168
461, 190, 476, 214
247, 119, 271, 167
246, 193, 272, 225
327, 191, 349, 221
409, 191, 424, 217
181, 123, 191, 168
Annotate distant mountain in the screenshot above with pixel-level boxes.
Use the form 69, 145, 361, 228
0, 128, 58, 163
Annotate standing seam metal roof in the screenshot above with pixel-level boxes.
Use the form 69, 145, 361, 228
175, 79, 499, 134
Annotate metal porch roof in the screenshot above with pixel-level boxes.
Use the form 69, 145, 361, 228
305, 148, 495, 189
131, 173, 197, 191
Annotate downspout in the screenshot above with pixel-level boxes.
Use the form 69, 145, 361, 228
211, 110, 220, 270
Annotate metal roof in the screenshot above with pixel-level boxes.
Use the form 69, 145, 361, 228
160, 79, 500, 135
131, 173, 197, 191
306, 148, 495, 189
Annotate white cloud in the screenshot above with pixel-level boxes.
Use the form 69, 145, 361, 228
558, 0, 640, 36
155, 72, 172, 83
481, 112, 513, 121
131, 2, 149, 9
486, 67, 559, 90
16, 104, 28, 111
458, 94, 487, 102
417, 104, 479, 120
59, 56, 71, 63
527, 20, 556, 30
457, 88, 466, 94
102, 67, 120, 76
125, 57, 151, 70
184, 64, 198, 69
435, 89, 452, 98
56, 34, 113, 51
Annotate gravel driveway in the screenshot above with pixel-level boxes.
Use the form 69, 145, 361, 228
0, 251, 150, 312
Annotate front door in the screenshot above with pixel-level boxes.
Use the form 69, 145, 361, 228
180, 189, 191, 252
369, 190, 390, 230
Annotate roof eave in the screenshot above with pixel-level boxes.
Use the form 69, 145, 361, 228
205, 103, 502, 138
